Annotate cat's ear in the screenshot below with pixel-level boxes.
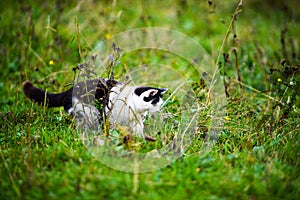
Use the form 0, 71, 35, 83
143, 89, 159, 97
143, 88, 168, 98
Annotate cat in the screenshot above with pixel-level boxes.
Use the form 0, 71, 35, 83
23, 78, 167, 139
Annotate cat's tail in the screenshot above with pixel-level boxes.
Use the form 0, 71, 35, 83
22, 81, 72, 111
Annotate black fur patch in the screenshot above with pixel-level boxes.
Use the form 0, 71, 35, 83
134, 87, 166, 105
134, 87, 156, 96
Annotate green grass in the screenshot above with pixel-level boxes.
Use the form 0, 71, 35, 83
1, 0, 300, 199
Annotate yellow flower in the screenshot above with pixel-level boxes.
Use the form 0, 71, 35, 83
277, 78, 282, 82
49, 60, 54, 65
224, 116, 231, 121
105, 33, 112, 39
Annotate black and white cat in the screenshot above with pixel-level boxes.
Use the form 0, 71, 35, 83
23, 78, 167, 138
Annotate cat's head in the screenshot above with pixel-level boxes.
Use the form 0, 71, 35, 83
133, 86, 167, 113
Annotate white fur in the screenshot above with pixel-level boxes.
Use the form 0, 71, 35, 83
72, 97, 100, 128
71, 83, 164, 138
107, 84, 163, 138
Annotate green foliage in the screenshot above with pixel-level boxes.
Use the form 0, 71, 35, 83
1, 0, 300, 199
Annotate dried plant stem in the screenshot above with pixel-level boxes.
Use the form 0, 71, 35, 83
232, 47, 242, 88
231, 14, 242, 89
75, 16, 82, 59
214, 0, 243, 96
215, 0, 242, 66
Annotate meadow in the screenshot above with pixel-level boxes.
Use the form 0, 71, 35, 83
0, 0, 299, 199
